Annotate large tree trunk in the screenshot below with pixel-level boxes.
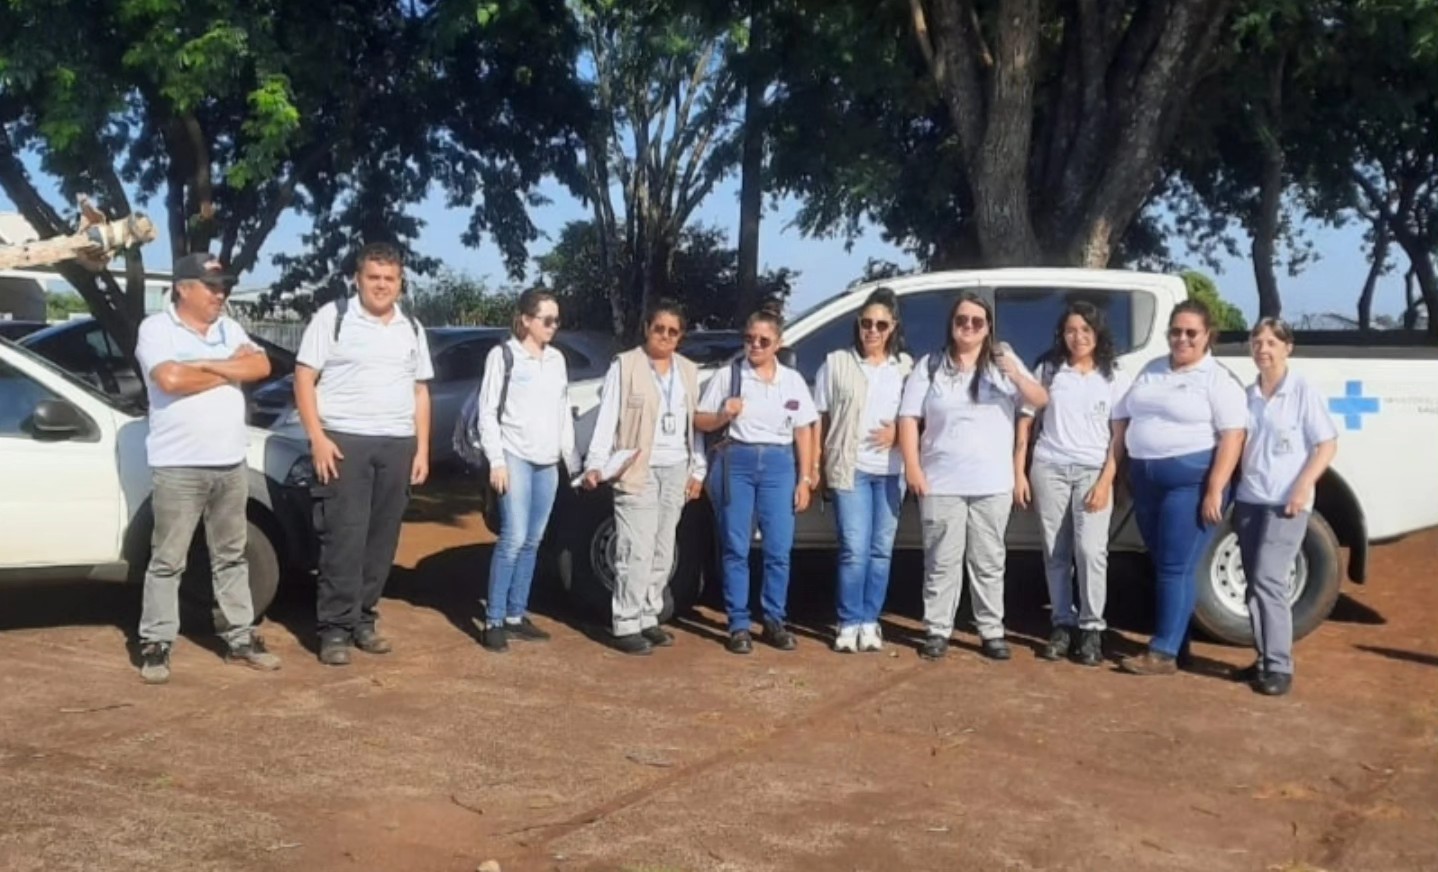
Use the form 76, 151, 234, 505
910, 0, 1232, 267
736, 8, 767, 319
1357, 218, 1389, 330
1251, 50, 1286, 319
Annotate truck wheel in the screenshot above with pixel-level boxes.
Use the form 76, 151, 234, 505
179, 519, 283, 624
1192, 511, 1343, 646
555, 489, 708, 624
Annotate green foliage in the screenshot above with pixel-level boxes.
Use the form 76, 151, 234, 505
1182, 270, 1249, 331
45, 291, 91, 321
406, 272, 518, 327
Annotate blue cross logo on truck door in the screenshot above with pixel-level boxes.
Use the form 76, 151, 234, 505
1329, 381, 1379, 431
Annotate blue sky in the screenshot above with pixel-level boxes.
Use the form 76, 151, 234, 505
4, 159, 1405, 323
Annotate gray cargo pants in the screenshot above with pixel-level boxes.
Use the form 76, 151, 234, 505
139, 464, 255, 647
1031, 462, 1112, 631
612, 463, 691, 636
920, 493, 1012, 641
1234, 502, 1308, 675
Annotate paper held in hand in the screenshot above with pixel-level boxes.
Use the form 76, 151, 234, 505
570, 449, 641, 489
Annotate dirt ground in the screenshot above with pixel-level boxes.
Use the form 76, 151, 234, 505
2, 479, 1435, 872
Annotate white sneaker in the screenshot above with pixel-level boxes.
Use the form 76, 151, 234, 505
833, 625, 859, 653
858, 623, 883, 652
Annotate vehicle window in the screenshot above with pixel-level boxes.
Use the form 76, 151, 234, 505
994, 287, 1140, 369
897, 290, 970, 363
554, 343, 592, 377
788, 315, 854, 383
85, 325, 122, 363
0, 360, 61, 438
434, 339, 497, 383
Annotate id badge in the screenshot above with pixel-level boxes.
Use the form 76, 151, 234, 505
661, 412, 678, 435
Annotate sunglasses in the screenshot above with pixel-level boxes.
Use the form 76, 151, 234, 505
1168, 327, 1203, 340
743, 334, 774, 349
953, 314, 987, 329
649, 324, 682, 339
531, 315, 560, 328
859, 318, 892, 333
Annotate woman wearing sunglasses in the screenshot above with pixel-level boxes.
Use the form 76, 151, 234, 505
476, 287, 579, 653
582, 301, 706, 655
899, 292, 1048, 662
813, 287, 912, 653
1014, 301, 1132, 667
1111, 299, 1247, 675
1232, 318, 1338, 696
695, 306, 818, 655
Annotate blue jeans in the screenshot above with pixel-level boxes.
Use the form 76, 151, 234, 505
487, 453, 558, 626
831, 472, 903, 627
1128, 450, 1227, 657
707, 442, 797, 633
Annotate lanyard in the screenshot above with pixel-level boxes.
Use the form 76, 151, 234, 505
648, 357, 677, 414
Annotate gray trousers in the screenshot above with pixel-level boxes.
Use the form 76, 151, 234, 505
1234, 501, 1308, 675
920, 493, 1012, 640
139, 464, 255, 647
612, 463, 690, 635
1031, 462, 1112, 631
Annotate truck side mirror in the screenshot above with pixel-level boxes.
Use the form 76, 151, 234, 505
31, 398, 90, 441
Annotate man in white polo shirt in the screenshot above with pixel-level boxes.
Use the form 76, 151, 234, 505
295, 242, 433, 666
133, 252, 281, 684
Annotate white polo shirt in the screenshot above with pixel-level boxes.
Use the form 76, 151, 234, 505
135, 307, 253, 468
898, 353, 1030, 496
1113, 354, 1247, 460
1025, 361, 1134, 469
478, 338, 578, 470
814, 356, 906, 475
1237, 371, 1338, 508
697, 360, 818, 446
296, 297, 434, 438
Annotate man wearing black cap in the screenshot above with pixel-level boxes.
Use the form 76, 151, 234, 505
131, 252, 281, 684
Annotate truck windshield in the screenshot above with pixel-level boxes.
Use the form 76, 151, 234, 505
0, 337, 139, 414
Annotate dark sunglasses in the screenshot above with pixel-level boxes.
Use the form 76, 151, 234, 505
1168, 327, 1203, 340
531, 315, 560, 328
859, 318, 892, 333
743, 334, 774, 349
649, 324, 682, 338
953, 314, 987, 329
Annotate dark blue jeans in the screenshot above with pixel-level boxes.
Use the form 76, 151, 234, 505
707, 442, 797, 633
831, 472, 903, 628
1128, 450, 1227, 657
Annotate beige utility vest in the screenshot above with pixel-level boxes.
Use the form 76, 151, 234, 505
610, 347, 701, 494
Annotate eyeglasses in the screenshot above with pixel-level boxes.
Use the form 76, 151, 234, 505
1168, 327, 1203, 340
532, 315, 560, 328
953, 314, 987, 330
859, 318, 891, 333
649, 324, 682, 339
743, 334, 774, 349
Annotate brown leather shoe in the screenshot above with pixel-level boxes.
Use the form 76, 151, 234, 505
1118, 650, 1177, 676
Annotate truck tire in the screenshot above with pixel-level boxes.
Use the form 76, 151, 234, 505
178, 519, 283, 624
1192, 511, 1343, 646
554, 488, 707, 624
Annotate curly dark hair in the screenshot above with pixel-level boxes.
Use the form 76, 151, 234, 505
1038, 300, 1117, 380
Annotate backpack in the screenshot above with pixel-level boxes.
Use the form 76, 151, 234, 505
453, 342, 514, 470
333, 293, 419, 341
703, 357, 745, 454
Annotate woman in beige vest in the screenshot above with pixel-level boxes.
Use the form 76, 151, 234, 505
813, 287, 912, 653
582, 301, 705, 655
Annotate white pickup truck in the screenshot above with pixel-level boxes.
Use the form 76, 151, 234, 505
542, 268, 1438, 644
0, 338, 316, 617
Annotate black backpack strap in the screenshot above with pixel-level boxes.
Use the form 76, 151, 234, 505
332, 295, 349, 342
496, 342, 514, 426
927, 351, 942, 380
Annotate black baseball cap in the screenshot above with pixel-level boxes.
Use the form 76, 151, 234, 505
173, 252, 236, 287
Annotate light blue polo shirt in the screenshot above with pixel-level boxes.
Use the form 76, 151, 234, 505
134, 307, 252, 467
1236, 371, 1339, 508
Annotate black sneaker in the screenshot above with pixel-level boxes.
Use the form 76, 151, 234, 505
612, 633, 654, 656
1072, 630, 1104, 667
139, 641, 171, 685
980, 638, 1012, 661
505, 617, 551, 642
1254, 671, 1292, 696
762, 618, 797, 651
919, 635, 949, 661
1231, 661, 1264, 683
641, 626, 674, 648
727, 630, 754, 655
228, 635, 281, 671
481, 624, 509, 653
1040, 627, 1073, 661
318, 636, 351, 666
354, 627, 393, 655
